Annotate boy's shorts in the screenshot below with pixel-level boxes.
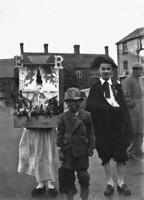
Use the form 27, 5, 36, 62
96, 136, 128, 165
61, 148, 89, 170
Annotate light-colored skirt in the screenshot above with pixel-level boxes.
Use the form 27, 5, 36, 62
18, 128, 60, 183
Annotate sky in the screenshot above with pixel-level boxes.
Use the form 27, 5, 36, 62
0, 0, 144, 63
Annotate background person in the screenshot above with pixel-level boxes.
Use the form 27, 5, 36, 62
122, 62, 144, 159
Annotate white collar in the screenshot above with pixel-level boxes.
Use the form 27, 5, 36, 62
100, 77, 112, 85
69, 110, 79, 116
75, 111, 79, 116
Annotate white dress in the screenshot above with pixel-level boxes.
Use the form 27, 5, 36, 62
18, 128, 59, 183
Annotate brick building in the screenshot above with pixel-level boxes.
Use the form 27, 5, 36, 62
116, 27, 144, 76
0, 58, 14, 103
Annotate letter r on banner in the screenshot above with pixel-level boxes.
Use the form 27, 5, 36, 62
54, 55, 64, 68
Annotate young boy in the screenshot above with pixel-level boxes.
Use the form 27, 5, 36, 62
57, 87, 95, 200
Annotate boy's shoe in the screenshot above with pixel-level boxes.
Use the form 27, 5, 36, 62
47, 180, 58, 196
31, 185, 46, 196
117, 184, 131, 195
104, 184, 114, 196
66, 193, 74, 200
128, 152, 137, 160
48, 188, 58, 196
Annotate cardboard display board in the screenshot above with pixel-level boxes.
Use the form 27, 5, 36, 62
14, 63, 62, 128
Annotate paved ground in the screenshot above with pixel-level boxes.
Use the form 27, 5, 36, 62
0, 105, 144, 200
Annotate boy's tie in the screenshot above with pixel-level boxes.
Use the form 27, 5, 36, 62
103, 81, 110, 98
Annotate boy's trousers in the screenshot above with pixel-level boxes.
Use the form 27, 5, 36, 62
58, 149, 90, 199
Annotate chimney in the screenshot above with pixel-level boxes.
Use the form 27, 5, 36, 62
20, 43, 24, 54
74, 45, 80, 55
105, 46, 109, 56
44, 43, 48, 53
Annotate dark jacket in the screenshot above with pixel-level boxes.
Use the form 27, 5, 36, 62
57, 109, 95, 157
85, 78, 132, 144
122, 74, 143, 133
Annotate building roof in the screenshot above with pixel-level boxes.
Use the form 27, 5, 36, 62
22, 52, 116, 69
19, 43, 117, 69
53, 53, 105, 69
22, 53, 54, 65
0, 50, 117, 79
0, 58, 14, 78
116, 27, 144, 44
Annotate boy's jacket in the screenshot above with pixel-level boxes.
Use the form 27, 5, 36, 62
57, 109, 95, 157
85, 78, 132, 144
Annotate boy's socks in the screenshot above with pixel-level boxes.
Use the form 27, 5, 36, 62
47, 180, 55, 189
117, 180, 124, 187
36, 182, 45, 189
107, 179, 114, 187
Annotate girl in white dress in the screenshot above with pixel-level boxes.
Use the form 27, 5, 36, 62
18, 127, 59, 196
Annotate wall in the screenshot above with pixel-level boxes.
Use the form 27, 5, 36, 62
117, 38, 140, 75
0, 78, 14, 103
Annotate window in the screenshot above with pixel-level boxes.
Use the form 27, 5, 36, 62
123, 61, 129, 74
123, 61, 128, 70
90, 70, 99, 78
140, 38, 144, 50
123, 42, 128, 54
76, 70, 83, 78
0, 81, 5, 98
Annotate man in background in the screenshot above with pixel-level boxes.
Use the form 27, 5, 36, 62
122, 62, 144, 159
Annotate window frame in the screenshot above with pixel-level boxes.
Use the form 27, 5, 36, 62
122, 42, 128, 54
90, 70, 99, 78
76, 70, 83, 78
123, 60, 128, 70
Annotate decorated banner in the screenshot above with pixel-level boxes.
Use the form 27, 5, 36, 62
14, 56, 63, 128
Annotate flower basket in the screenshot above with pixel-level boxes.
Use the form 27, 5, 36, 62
14, 114, 58, 128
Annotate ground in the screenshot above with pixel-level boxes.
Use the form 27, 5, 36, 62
0, 106, 144, 200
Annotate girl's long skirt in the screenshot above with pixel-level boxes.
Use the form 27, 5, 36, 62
18, 128, 59, 183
